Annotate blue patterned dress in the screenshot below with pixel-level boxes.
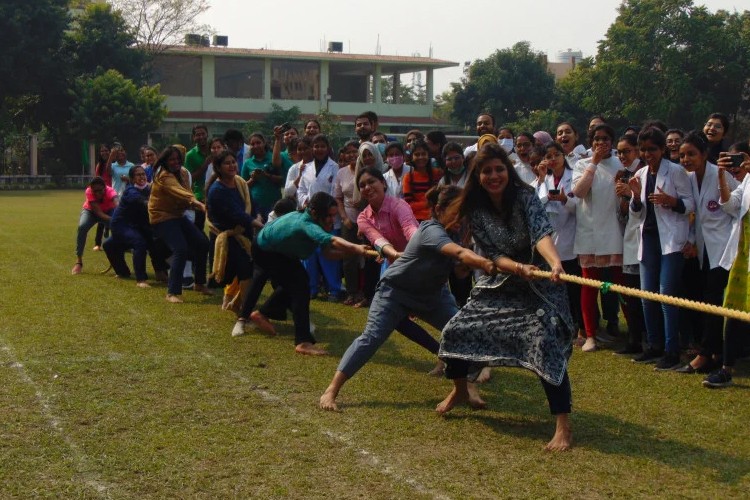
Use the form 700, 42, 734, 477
439, 188, 575, 385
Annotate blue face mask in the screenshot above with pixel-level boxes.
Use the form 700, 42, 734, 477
376, 143, 386, 157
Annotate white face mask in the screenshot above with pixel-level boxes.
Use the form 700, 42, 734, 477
500, 138, 514, 153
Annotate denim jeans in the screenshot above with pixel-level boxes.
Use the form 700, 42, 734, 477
639, 230, 684, 354
153, 217, 209, 295
303, 230, 342, 297
76, 209, 113, 257
103, 224, 151, 281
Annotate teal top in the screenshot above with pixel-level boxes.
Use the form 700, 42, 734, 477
256, 210, 333, 259
241, 151, 281, 210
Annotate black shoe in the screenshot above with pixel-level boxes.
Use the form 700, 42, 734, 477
674, 363, 697, 374
654, 354, 682, 371
614, 344, 643, 356
702, 368, 733, 388
606, 321, 620, 338
632, 348, 663, 364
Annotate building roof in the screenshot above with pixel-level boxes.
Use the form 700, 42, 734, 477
163, 45, 458, 73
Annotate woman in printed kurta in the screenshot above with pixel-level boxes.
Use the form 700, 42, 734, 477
438, 143, 575, 452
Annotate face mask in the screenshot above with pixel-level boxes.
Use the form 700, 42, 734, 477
447, 165, 465, 176
387, 155, 404, 169
500, 138, 514, 153
376, 143, 386, 157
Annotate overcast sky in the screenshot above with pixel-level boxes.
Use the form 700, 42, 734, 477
199, 0, 745, 96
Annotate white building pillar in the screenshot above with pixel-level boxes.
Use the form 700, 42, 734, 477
29, 134, 38, 175
373, 64, 382, 104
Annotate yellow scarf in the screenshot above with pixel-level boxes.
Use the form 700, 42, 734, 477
209, 176, 253, 283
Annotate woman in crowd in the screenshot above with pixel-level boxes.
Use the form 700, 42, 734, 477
571, 124, 625, 352
320, 184, 496, 412
207, 151, 264, 312
534, 130, 553, 147
233, 192, 369, 355
665, 129, 684, 164
72, 177, 119, 275
426, 130, 448, 168
533, 141, 582, 342
304, 119, 321, 137
403, 139, 442, 221
93, 143, 113, 251
298, 134, 343, 301
437, 144, 574, 452
103, 165, 165, 287
335, 140, 367, 306
628, 127, 694, 369
704, 149, 750, 387
675, 132, 739, 374
702, 112, 730, 164
555, 122, 582, 167
613, 134, 647, 355
383, 143, 411, 199
148, 146, 210, 303
203, 137, 228, 190
284, 136, 313, 200
513, 132, 538, 184
241, 132, 283, 221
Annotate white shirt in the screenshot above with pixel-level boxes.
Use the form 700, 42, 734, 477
384, 164, 412, 199
718, 174, 750, 271
532, 168, 577, 261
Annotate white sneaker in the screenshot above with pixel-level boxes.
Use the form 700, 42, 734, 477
582, 337, 598, 352
232, 320, 246, 337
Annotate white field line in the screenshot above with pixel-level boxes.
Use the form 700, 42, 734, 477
199, 352, 452, 500
2, 230, 451, 500
0, 344, 113, 498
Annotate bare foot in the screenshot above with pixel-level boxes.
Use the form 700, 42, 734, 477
92, 245, 102, 251
221, 295, 232, 311
428, 359, 446, 377
295, 342, 328, 356
319, 388, 339, 411
436, 382, 469, 416
136, 281, 150, 288
544, 414, 573, 452
194, 284, 213, 296
250, 311, 276, 336
466, 382, 487, 410
475, 366, 492, 384
166, 294, 183, 303
71, 263, 82, 275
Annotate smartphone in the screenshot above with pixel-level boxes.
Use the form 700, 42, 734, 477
279, 122, 291, 133
727, 153, 744, 169
548, 189, 560, 195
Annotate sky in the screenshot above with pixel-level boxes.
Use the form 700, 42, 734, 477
199, 0, 745, 97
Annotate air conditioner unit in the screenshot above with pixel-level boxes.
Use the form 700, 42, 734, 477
184, 34, 202, 46
328, 41, 343, 53
213, 35, 228, 47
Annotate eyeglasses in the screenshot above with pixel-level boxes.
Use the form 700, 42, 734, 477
705, 122, 724, 129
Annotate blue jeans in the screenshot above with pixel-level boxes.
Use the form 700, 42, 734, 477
639, 230, 684, 354
153, 217, 209, 295
336, 283, 458, 379
76, 209, 113, 257
103, 224, 151, 281
303, 230, 342, 297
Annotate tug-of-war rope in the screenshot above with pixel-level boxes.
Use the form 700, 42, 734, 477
531, 270, 750, 323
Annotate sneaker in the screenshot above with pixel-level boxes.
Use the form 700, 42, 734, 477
231, 320, 246, 337
582, 337, 598, 352
654, 354, 682, 371
632, 348, 663, 364
614, 344, 643, 356
182, 277, 195, 290
702, 369, 733, 388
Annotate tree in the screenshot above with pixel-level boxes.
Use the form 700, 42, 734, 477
108, 0, 213, 54
555, 0, 750, 134
242, 104, 301, 138
380, 76, 427, 104
451, 42, 556, 128
433, 88, 456, 123
65, 3, 149, 83
69, 69, 167, 146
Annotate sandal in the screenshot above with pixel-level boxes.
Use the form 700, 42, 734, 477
353, 297, 370, 308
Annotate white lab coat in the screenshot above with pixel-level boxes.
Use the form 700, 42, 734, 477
630, 159, 695, 259
689, 162, 738, 270
297, 157, 338, 207
718, 175, 750, 272
532, 169, 577, 261
572, 155, 624, 256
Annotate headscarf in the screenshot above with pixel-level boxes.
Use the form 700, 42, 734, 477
353, 142, 385, 203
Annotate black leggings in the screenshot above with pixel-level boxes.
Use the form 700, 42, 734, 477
444, 359, 572, 415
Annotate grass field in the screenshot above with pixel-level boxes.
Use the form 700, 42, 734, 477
1, 190, 749, 499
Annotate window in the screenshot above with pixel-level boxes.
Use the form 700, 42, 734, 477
215, 57, 264, 98
151, 55, 202, 96
270, 60, 319, 100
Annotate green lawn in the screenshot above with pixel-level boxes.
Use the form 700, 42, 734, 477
1, 190, 749, 499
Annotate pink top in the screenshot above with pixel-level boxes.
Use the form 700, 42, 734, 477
357, 195, 419, 251
82, 185, 118, 212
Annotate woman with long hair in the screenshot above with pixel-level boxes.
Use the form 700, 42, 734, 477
148, 146, 211, 303
403, 139, 442, 221
437, 143, 574, 452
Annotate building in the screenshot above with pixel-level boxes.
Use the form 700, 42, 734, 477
149, 44, 458, 138
546, 49, 584, 80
